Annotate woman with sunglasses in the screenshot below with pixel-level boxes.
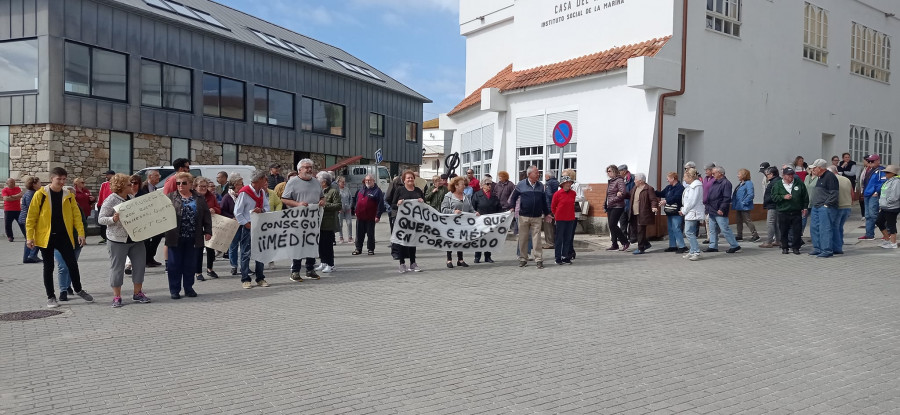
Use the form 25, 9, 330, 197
165, 172, 212, 299
192, 177, 221, 281
97, 174, 150, 307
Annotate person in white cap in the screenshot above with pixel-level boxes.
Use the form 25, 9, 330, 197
875, 165, 900, 248
808, 159, 840, 257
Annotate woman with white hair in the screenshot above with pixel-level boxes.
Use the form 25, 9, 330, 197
628, 173, 659, 254
316, 171, 342, 273
680, 168, 705, 260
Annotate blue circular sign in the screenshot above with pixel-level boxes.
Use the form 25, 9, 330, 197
553, 120, 573, 147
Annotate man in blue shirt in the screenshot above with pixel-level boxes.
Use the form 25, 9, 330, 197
860, 154, 887, 240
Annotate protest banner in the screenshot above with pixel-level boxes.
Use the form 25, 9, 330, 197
251, 205, 322, 263
112, 191, 177, 241
390, 200, 513, 253
205, 214, 239, 252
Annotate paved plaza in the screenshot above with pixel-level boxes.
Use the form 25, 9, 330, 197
1, 218, 899, 414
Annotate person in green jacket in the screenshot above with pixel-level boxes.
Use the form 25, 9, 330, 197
424, 173, 448, 211
771, 167, 809, 254
317, 171, 343, 273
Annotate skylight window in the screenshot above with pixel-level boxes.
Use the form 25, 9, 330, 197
286, 42, 319, 60
163, 0, 199, 19
142, 0, 229, 30
249, 29, 277, 46
192, 9, 227, 29
332, 57, 383, 81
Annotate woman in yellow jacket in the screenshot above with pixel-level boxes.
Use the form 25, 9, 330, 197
26, 167, 94, 308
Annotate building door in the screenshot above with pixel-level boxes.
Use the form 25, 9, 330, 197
677, 133, 686, 175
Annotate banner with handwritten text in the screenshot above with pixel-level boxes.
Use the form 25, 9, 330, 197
205, 214, 240, 252
389, 200, 513, 253
113, 191, 177, 242
251, 206, 322, 263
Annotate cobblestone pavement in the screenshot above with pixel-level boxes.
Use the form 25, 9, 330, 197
1, 218, 899, 414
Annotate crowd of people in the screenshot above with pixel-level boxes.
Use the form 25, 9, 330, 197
8, 150, 896, 308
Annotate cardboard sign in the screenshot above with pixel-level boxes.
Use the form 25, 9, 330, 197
205, 214, 239, 252
251, 205, 322, 263
389, 200, 513, 253
113, 191, 177, 242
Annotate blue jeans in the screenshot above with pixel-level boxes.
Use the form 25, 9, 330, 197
238, 226, 264, 282
708, 214, 739, 249
810, 206, 838, 256
228, 230, 241, 268
554, 220, 576, 262
167, 238, 198, 295
865, 195, 880, 238
55, 246, 82, 291
834, 208, 851, 253
23, 243, 40, 262
666, 215, 685, 248
685, 220, 700, 254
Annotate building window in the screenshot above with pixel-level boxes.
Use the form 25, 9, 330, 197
109, 132, 132, 174
301, 97, 344, 137
706, 0, 741, 37
851, 22, 891, 83
222, 143, 238, 165
432, 160, 440, 171
253, 85, 294, 128
331, 57, 383, 81
0, 126, 8, 180
518, 146, 544, 156
0, 38, 38, 93
406, 122, 418, 143
202, 73, 245, 120
850, 125, 870, 164
171, 137, 190, 161
803, 3, 828, 64
369, 113, 385, 136
472, 150, 481, 162
64, 41, 127, 101
141, 59, 192, 112
874, 130, 894, 165
461, 152, 470, 164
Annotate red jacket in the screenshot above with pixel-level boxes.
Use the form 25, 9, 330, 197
203, 191, 221, 215
96, 181, 112, 211
551, 188, 576, 221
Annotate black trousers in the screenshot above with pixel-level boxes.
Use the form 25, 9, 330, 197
778, 210, 803, 249
195, 246, 216, 273
39, 233, 82, 298
144, 233, 164, 261
446, 251, 463, 261
319, 230, 335, 266
355, 220, 376, 252
392, 243, 416, 264
474, 251, 492, 261
606, 207, 628, 246
4, 211, 24, 238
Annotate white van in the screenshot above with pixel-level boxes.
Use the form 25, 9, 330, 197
338, 164, 392, 194
135, 165, 257, 184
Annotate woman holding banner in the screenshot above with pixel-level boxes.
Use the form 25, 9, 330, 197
317, 171, 342, 273
471, 177, 501, 264
165, 172, 212, 299
97, 173, 150, 308
441, 176, 474, 268
390, 170, 425, 273
193, 177, 221, 281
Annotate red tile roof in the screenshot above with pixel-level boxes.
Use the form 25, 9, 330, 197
423, 118, 440, 129
447, 37, 671, 116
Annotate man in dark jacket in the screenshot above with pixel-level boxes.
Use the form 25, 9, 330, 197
352, 175, 385, 255
704, 166, 741, 253
267, 163, 285, 190
772, 167, 809, 254
809, 159, 841, 257
508, 166, 552, 269
759, 165, 781, 248
618, 165, 636, 242
542, 170, 560, 249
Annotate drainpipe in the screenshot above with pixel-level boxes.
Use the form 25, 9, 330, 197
656, 0, 688, 190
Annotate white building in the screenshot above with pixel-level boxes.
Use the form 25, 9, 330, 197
420, 118, 450, 180
441, 0, 899, 232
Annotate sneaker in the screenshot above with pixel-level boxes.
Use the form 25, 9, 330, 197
518, 260, 527, 267
664, 247, 678, 252
195, 273, 205, 282
702, 239, 710, 244
207, 270, 219, 279
688, 253, 701, 261
66, 287, 74, 295
704, 248, 719, 253
257, 279, 270, 287
306, 270, 321, 280
882, 242, 898, 249
682, 252, 693, 259
606, 246, 620, 251
409, 263, 422, 272
398, 264, 408, 273
536, 261, 544, 269
132, 292, 151, 303
185, 291, 197, 298
367, 250, 375, 256
289, 272, 304, 282
758, 242, 774, 248
58, 291, 68, 301
76, 290, 94, 303
726, 246, 742, 254
315, 263, 325, 271
47, 297, 59, 308
750, 236, 761, 242
321, 265, 334, 273
231, 267, 238, 276
242, 281, 253, 289
111, 297, 123, 308
633, 249, 644, 255
859, 235, 874, 240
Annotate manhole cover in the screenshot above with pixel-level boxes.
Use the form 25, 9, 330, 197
0, 310, 64, 321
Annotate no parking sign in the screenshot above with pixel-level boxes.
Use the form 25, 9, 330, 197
552, 120, 573, 147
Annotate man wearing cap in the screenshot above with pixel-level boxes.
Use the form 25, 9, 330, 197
618, 165, 636, 242
827, 165, 853, 254
759, 165, 782, 248
771, 167, 809, 254
267, 163, 285, 190
95, 170, 115, 244
703, 166, 741, 253
808, 159, 840, 257
860, 154, 887, 240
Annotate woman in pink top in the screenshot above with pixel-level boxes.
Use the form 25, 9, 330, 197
2, 178, 24, 242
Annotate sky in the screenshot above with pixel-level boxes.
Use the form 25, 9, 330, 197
217, 0, 466, 121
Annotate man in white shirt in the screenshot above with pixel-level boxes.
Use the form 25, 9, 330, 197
281, 159, 325, 281
234, 170, 270, 289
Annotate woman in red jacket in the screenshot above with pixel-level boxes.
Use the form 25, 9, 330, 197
551, 175, 577, 265
194, 177, 222, 281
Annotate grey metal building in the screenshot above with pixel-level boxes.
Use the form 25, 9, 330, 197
0, 0, 429, 187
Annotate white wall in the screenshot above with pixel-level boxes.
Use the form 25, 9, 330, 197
463, 18, 515, 95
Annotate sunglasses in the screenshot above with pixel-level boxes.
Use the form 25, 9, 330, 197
176, 181, 190, 185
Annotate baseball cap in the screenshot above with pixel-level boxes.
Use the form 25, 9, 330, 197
865, 154, 880, 161
811, 159, 828, 168
758, 162, 770, 173
617, 164, 628, 171
103, 170, 115, 175
782, 167, 795, 176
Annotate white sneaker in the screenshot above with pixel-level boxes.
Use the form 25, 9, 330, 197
315, 263, 325, 271
882, 242, 897, 249
398, 264, 408, 273
321, 265, 334, 273
408, 263, 422, 272
689, 253, 701, 261
682, 252, 693, 259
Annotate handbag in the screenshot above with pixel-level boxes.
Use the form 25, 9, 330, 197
663, 203, 679, 214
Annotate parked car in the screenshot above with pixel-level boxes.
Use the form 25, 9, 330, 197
338, 164, 392, 195
135, 165, 257, 184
